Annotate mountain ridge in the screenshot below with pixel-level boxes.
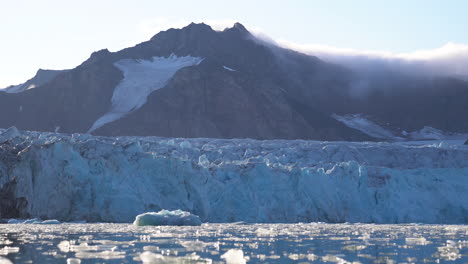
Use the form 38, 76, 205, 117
1, 22, 467, 141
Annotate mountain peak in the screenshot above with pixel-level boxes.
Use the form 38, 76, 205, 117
233, 22, 248, 32
223, 22, 250, 37
81, 48, 112, 66
183, 22, 213, 32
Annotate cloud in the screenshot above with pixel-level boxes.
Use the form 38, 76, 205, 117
275, 39, 468, 79
136, 17, 468, 80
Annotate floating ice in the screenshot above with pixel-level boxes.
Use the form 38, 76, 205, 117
133, 210, 202, 226
0, 257, 13, 264
7, 219, 60, 225
66, 258, 81, 264
140, 251, 211, 263
221, 249, 247, 264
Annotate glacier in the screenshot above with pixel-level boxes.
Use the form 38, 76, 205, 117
333, 113, 468, 141
0, 127, 467, 224
332, 113, 401, 140
88, 55, 204, 133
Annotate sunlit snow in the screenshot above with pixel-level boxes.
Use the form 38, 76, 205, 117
88, 55, 204, 133
332, 113, 401, 140
333, 113, 468, 141
223, 66, 236, 71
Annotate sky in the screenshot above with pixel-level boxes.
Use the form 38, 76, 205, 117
1, 0, 468, 87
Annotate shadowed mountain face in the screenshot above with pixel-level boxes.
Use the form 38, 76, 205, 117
1, 69, 66, 93
1, 22, 468, 140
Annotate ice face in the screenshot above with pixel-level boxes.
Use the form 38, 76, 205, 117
0, 128, 467, 223
88, 55, 204, 133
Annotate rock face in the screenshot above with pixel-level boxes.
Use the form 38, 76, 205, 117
1, 22, 468, 140
1, 69, 66, 93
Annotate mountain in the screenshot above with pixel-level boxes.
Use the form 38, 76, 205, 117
1, 22, 468, 140
1, 69, 66, 93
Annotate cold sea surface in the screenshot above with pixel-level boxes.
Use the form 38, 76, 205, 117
0, 223, 466, 263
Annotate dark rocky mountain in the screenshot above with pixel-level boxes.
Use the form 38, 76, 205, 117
1, 69, 65, 93
1, 22, 468, 140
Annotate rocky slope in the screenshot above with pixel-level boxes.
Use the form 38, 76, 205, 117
1, 22, 468, 140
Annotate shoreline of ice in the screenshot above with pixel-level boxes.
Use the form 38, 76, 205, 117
1, 128, 467, 224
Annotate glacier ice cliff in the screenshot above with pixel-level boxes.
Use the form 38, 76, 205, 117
0, 127, 467, 224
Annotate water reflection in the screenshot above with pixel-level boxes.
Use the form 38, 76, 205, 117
0, 223, 466, 263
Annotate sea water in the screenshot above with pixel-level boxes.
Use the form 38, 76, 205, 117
0, 223, 466, 263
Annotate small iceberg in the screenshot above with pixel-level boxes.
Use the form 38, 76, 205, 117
221, 249, 248, 264
133, 209, 202, 226
7, 218, 61, 224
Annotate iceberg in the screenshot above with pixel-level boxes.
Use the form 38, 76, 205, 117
133, 210, 202, 226
7, 219, 60, 224
0, 128, 467, 224
221, 249, 247, 264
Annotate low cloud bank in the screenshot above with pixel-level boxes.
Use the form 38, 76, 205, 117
275, 40, 468, 80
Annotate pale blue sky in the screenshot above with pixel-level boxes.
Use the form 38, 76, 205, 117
1, 0, 467, 87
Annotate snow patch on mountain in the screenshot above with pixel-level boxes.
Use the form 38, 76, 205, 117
0, 69, 64, 94
404, 126, 468, 140
1, 128, 467, 224
332, 114, 401, 140
333, 114, 468, 142
223, 66, 236, 72
88, 55, 204, 133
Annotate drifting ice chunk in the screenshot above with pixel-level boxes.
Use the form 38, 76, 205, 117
7, 218, 61, 224
0, 257, 13, 264
221, 249, 247, 264
37, 219, 61, 225
133, 210, 202, 226
140, 252, 211, 264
